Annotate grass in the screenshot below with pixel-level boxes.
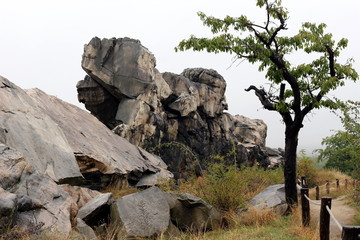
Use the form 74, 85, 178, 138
158, 207, 319, 240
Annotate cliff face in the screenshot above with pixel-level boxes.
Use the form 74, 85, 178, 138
78, 37, 275, 178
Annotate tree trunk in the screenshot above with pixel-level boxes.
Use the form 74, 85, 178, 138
284, 125, 300, 207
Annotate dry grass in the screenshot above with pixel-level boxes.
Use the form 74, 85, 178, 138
307, 169, 356, 200
237, 207, 281, 227
314, 169, 351, 185
101, 185, 139, 199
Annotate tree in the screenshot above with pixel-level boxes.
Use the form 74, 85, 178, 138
175, 0, 358, 206
318, 101, 360, 178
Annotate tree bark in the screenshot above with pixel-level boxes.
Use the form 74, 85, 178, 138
284, 125, 300, 207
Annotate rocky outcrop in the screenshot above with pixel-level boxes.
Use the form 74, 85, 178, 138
26, 88, 172, 189
0, 77, 82, 183
0, 75, 173, 237
78, 37, 274, 178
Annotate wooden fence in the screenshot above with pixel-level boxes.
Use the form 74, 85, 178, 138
299, 176, 360, 240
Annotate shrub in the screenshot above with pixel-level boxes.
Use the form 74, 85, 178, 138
296, 152, 318, 187
178, 161, 284, 211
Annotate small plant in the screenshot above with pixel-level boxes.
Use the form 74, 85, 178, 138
296, 151, 318, 187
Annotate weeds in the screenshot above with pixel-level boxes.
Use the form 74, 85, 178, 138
178, 163, 284, 211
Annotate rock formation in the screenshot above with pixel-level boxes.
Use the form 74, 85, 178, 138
0, 75, 172, 189
78, 37, 276, 178
0, 36, 285, 239
0, 74, 223, 239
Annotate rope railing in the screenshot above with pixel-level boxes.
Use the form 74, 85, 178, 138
303, 194, 321, 206
299, 176, 360, 240
297, 176, 359, 200
326, 205, 343, 231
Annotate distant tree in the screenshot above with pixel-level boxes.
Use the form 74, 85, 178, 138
175, 0, 358, 207
318, 101, 360, 178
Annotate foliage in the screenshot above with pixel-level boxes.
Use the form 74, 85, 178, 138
179, 161, 284, 211
176, 0, 358, 205
176, 1, 358, 115
296, 151, 318, 187
318, 101, 360, 178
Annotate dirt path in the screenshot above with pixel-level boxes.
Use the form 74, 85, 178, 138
309, 196, 356, 239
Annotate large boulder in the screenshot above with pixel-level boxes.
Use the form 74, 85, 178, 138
26, 88, 172, 189
81, 37, 156, 100
248, 184, 288, 215
110, 187, 170, 238
109, 186, 220, 238
0, 77, 82, 183
166, 192, 221, 232
78, 37, 276, 179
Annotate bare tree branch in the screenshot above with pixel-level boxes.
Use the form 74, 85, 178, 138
245, 85, 276, 111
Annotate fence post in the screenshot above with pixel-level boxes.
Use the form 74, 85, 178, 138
316, 185, 320, 200
345, 179, 348, 190
301, 176, 308, 188
320, 197, 332, 240
326, 181, 330, 194
341, 226, 360, 240
301, 188, 310, 227
354, 179, 356, 188
337, 179, 340, 191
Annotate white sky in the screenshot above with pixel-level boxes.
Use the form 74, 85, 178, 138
1, 0, 359, 153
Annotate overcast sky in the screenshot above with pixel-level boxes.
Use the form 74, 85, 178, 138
1, 0, 359, 153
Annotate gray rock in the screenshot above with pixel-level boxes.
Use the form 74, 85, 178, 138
76, 218, 99, 240
26, 88, 171, 189
266, 147, 284, 168
135, 169, 174, 188
82, 37, 156, 99
0, 187, 16, 216
166, 192, 221, 232
61, 185, 101, 209
0, 77, 82, 183
249, 184, 288, 215
115, 98, 150, 125
181, 68, 228, 117
0, 144, 76, 235
110, 186, 170, 238
77, 193, 114, 227
77, 75, 120, 129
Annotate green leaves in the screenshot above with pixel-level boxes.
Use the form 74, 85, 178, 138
176, 0, 358, 123
318, 101, 360, 177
